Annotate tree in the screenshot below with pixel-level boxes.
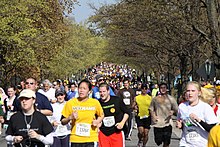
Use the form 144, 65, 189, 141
0, 0, 76, 87
88, 0, 214, 95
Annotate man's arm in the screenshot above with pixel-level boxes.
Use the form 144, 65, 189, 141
115, 113, 129, 129
39, 109, 53, 116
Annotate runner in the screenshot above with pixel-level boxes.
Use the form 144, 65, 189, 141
132, 84, 152, 147
99, 83, 130, 147
61, 79, 104, 147
149, 83, 178, 147
50, 90, 70, 147
5, 89, 54, 146
176, 81, 218, 147
117, 78, 135, 140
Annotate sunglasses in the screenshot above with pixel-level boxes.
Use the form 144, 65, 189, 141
19, 97, 32, 101
98, 79, 105, 82
25, 82, 34, 85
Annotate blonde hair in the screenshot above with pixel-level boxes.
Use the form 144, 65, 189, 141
200, 87, 216, 103
186, 81, 201, 91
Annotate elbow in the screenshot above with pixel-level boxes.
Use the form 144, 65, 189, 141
48, 110, 53, 116
61, 120, 65, 125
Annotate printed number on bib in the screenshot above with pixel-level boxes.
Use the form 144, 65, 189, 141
103, 116, 115, 127
6, 111, 14, 120
123, 98, 130, 105
75, 123, 91, 137
186, 130, 200, 142
55, 124, 68, 134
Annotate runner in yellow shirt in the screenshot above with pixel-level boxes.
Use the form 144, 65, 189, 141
132, 83, 152, 147
61, 79, 104, 147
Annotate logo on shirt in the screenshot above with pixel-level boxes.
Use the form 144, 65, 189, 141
72, 106, 95, 111
110, 108, 115, 113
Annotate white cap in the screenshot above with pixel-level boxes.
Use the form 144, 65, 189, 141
18, 89, 36, 99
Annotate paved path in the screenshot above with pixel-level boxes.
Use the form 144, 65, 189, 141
125, 125, 181, 147
0, 125, 182, 147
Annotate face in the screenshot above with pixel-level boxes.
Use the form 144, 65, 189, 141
20, 97, 35, 111
43, 84, 50, 91
160, 85, 167, 95
138, 83, 142, 88
78, 82, 90, 99
209, 97, 216, 106
98, 78, 105, 84
141, 87, 147, 94
7, 88, 16, 97
186, 84, 200, 103
25, 78, 37, 91
70, 85, 76, 91
56, 94, 65, 103
20, 81, 25, 89
123, 81, 129, 89
99, 86, 110, 101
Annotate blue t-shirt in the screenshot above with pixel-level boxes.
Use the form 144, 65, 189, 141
13, 92, 53, 112
67, 91, 78, 100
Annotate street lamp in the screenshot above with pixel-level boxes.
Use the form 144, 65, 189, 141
205, 59, 211, 81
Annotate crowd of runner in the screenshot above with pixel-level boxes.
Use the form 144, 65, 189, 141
0, 62, 219, 147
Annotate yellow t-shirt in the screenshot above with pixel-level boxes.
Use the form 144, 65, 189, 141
62, 98, 104, 143
208, 124, 220, 147
136, 94, 152, 118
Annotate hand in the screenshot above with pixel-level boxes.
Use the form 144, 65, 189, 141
152, 115, 159, 122
115, 122, 124, 129
69, 111, 78, 120
92, 119, 99, 127
189, 113, 201, 122
176, 120, 183, 129
14, 136, 23, 143
52, 121, 59, 127
28, 129, 39, 139
169, 110, 174, 116
134, 105, 138, 110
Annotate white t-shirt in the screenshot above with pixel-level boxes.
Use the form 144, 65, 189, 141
38, 88, 56, 101
177, 100, 218, 147
51, 102, 71, 137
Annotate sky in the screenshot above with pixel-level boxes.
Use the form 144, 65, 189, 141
71, 0, 117, 23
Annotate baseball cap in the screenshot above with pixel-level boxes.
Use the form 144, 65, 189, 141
55, 89, 65, 97
18, 89, 36, 99
141, 83, 148, 89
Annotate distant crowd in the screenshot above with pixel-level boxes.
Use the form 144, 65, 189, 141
0, 62, 219, 147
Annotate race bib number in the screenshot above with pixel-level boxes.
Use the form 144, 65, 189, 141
55, 124, 68, 134
6, 111, 14, 120
123, 98, 130, 105
103, 116, 115, 127
186, 130, 200, 142
75, 123, 91, 137
123, 91, 131, 98
3, 124, 8, 130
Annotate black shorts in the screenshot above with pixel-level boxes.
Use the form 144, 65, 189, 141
135, 116, 151, 129
153, 125, 172, 146
71, 142, 96, 147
